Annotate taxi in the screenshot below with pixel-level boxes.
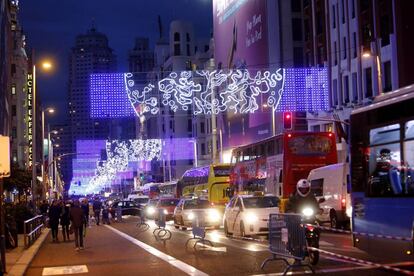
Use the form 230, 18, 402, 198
223, 193, 280, 237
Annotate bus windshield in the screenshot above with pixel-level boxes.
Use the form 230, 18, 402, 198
159, 199, 179, 206
243, 196, 279, 208
213, 166, 231, 176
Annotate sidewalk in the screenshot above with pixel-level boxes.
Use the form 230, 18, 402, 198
25, 224, 188, 276
6, 229, 50, 276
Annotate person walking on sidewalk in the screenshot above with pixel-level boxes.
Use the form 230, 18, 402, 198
60, 200, 71, 242
92, 197, 102, 226
70, 199, 85, 250
81, 199, 90, 236
49, 200, 61, 242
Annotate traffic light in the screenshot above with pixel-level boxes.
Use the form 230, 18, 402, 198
283, 112, 293, 130
139, 173, 144, 181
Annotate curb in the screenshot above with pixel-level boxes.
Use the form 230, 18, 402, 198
7, 229, 50, 276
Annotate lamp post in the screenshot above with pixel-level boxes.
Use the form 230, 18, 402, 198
41, 107, 55, 199
30, 60, 53, 205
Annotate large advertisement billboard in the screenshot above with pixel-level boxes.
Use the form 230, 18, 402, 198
213, 0, 269, 70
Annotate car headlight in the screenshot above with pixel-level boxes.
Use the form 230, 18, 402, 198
245, 213, 258, 224
147, 207, 155, 215
163, 209, 168, 215
207, 209, 220, 222
187, 212, 195, 220
302, 207, 314, 217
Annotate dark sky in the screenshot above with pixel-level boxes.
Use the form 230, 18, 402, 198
19, 0, 213, 124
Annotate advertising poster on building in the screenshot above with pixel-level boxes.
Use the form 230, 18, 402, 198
213, 0, 272, 148
0, 136, 10, 177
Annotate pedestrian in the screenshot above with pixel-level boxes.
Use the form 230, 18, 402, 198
102, 205, 110, 225
70, 199, 85, 251
81, 199, 89, 236
92, 197, 102, 226
39, 200, 49, 225
60, 200, 71, 242
48, 200, 61, 242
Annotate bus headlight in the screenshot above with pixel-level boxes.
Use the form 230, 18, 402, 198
188, 212, 195, 220
346, 207, 352, 218
147, 207, 155, 215
207, 209, 220, 222
302, 207, 314, 217
245, 213, 258, 224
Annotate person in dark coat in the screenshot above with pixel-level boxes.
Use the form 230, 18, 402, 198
81, 199, 90, 236
60, 201, 71, 242
70, 199, 85, 250
48, 200, 61, 242
92, 198, 102, 226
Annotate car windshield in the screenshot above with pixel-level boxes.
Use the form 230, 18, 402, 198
184, 199, 210, 209
159, 199, 179, 206
242, 197, 279, 208
147, 200, 158, 207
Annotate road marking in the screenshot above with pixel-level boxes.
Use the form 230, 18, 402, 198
250, 264, 377, 275
42, 265, 88, 275
105, 225, 208, 276
195, 243, 227, 252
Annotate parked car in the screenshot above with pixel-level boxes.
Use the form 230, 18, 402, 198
108, 201, 140, 217
223, 193, 279, 237
155, 198, 180, 220
173, 198, 221, 230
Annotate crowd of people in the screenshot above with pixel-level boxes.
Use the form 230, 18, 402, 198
39, 197, 112, 251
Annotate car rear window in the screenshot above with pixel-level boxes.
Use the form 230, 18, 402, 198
184, 199, 210, 209
242, 197, 279, 208
159, 199, 179, 206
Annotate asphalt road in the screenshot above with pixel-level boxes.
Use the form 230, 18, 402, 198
26, 216, 414, 276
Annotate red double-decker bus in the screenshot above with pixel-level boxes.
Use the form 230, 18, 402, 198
230, 132, 338, 201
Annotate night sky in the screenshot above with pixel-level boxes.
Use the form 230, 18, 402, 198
19, 0, 213, 124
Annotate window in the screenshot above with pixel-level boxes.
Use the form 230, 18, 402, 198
174, 32, 180, 42
291, 0, 301, 12
332, 5, 336, 29
186, 33, 190, 42
403, 121, 414, 195
352, 72, 358, 102
332, 79, 338, 106
200, 122, 205, 134
186, 44, 190, 56
352, 32, 357, 58
11, 105, 16, 116
341, 0, 345, 23
351, 0, 355, 18
343, 75, 349, 103
380, 15, 390, 46
174, 44, 180, 56
292, 18, 303, 41
383, 61, 392, 92
293, 47, 304, 66
187, 119, 192, 132
343, 37, 347, 59
334, 42, 338, 65
310, 179, 324, 197
11, 84, 16, 95
365, 67, 373, 97
201, 143, 206, 155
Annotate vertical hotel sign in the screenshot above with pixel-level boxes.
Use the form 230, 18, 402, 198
27, 73, 33, 167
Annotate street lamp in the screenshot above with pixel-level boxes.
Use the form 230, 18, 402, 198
30, 60, 53, 205
41, 107, 55, 200
362, 47, 383, 95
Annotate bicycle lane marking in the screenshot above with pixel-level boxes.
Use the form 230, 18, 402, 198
105, 225, 209, 276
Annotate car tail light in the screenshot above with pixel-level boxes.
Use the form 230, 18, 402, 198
341, 198, 346, 210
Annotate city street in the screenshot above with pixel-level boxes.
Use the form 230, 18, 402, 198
26, 217, 413, 275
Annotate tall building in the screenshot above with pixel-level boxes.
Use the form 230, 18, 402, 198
304, 0, 414, 161
50, 124, 72, 191
128, 37, 154, 73
9, 0, 29, 168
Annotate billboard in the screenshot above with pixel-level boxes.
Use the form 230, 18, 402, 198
0, 136, 10, 177
213, 0, 269, 70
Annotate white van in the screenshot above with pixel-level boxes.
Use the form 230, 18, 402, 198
307, 163, 351, 228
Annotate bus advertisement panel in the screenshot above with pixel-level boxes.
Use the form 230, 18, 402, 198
230, 132, 337, 199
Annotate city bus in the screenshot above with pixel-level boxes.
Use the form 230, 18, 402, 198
350, 85, 414, 260
230, 132, 338, 209
177, 164, 232, 205
158, 181, 177, 197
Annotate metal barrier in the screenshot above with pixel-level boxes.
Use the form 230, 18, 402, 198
153, 209, 172, 241
185, 210, 214, 251
261, 213, 314, 275
24, 215, 44, 248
